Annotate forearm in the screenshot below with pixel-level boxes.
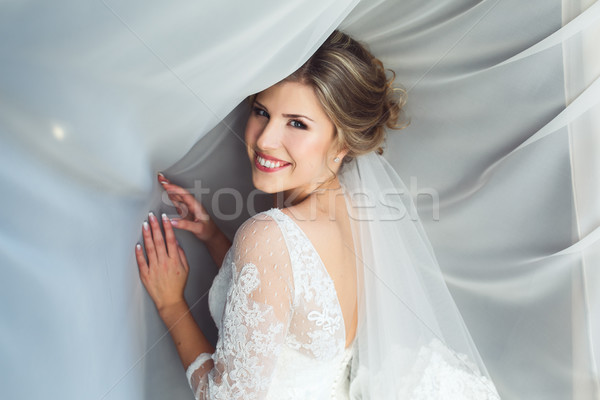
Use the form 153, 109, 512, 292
158, 300, 214, 370
205, 229, 232, 268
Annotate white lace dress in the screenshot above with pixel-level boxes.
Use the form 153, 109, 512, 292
186, 207, 355, 400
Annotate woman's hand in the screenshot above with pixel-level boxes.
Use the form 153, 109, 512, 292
157, 173, 219, 243
157, 173, 232, 268
135, 212, 215, 367
135, 211, 189, 313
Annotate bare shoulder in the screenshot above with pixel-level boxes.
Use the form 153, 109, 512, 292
279, 203, 329, 227
279, 203, 344, 251
278, 204, 305, 223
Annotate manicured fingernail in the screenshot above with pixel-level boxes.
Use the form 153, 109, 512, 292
143, 221, 149, 231
148, 211, 155, 220
136, 243, 141, 250
162, 213, 168, 221
171, 219, 178, 226
157, 172, 168, 184
160, 180, 168, 185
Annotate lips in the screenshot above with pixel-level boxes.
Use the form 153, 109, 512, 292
254, 152, 291, 172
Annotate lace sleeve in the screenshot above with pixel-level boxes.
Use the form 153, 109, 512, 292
186, 212, 294, 400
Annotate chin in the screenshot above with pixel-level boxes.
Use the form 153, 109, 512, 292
252, 174, 289, 194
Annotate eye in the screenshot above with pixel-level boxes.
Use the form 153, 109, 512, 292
290, 120, 307, 130
253, 106, 269, 118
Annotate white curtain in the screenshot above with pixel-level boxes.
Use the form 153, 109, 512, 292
1, 1, 598, 399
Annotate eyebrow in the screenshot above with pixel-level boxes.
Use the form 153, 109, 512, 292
254, 100, 315, 122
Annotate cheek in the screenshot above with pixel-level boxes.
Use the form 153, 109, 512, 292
244, 118, 260, 144
288, 136, 328, 168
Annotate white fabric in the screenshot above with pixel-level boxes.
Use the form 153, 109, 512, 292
186, 208, 354, 399
339, 152, 499, 399
183, 152, 502, 400
1, 0, 599, 399
562, 3, 600, 398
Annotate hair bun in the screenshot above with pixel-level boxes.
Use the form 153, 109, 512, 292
284, 30, 408, 161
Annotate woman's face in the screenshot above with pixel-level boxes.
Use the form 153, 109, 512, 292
245, 80, 343, 200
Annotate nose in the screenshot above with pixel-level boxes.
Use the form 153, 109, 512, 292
256, 119, 282, 150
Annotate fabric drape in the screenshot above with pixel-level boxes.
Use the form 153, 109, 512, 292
1, 0, 597, 399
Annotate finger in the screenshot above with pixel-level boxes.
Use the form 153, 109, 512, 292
157, 172, 170, 185
158, 181, 206, 221
148, 211, 167, 262
172, 200, 190, 219
134, 243, 149, 279
164, 184, 190, 197
158, 186, 188, 218
169, 217, 200, 235
156, 174, 189, 201
168, 187, 204, 215
141, 219, 158, 266
175, 195, 208, 222
177, 244, 190, 272
191, 201, 211, 221
174, 203, 183, 215
165, 187, 196, 214
162, 183, 192, 200
161, 213, 178, 258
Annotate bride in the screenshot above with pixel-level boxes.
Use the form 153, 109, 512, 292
134, 30, 501, 399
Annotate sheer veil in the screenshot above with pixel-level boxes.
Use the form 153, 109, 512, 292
338, 151, 501, 399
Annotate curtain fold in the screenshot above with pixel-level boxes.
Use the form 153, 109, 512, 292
562, 1, 600, 399
1, 1, 598, 399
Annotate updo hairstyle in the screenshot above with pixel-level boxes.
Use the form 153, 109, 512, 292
249, 30, 407, 163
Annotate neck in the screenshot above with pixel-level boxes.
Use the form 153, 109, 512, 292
273, 176, 344, 214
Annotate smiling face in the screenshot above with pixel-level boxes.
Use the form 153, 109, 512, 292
245, 81, 346, 203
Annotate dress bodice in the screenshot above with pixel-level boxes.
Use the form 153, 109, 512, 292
186, 208, 355, 400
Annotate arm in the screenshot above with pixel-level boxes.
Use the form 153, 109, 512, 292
135, 210, 294, 399
157, 173, 232, 269
203, 228, 231, 268
135, 211, 214, 369
158, 300, 214, 370
186, 214, 295, 399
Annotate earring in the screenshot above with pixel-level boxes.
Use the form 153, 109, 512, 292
334, 157, 340, 163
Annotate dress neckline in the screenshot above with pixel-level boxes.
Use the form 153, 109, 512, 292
267, 207, 356, 350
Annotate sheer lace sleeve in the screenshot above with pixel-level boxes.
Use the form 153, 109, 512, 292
186, 212, 295, 400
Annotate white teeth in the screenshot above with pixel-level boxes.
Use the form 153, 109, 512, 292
257, 155, 286, 169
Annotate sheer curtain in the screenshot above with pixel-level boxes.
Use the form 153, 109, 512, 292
562, 1, 600, 398
1, 1, 598, 399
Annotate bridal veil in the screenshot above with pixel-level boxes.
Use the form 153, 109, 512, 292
1, 0, 598, 399
339, 151, 500, 398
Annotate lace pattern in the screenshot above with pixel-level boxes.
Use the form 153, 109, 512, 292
186, 208, 350, 399
186, 212, 295, 399
268, 208, 345, 361
399, 339, 500, 399
185, 207, 498, 399
349, 339, 501, 400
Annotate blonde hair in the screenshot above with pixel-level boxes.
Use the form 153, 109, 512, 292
283, 30, 407, 161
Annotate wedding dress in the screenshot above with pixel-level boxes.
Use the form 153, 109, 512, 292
185, 153, 501, 399
186, 207, 356, 399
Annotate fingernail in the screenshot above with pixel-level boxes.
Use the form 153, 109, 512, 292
157, 172, 165, 177
136, 243, 141, 250
143, 221, 149, 231
162, 213, 168, 221
148, 211, 155, 220
171, 219, 178, 226
160, 180, 168, 185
